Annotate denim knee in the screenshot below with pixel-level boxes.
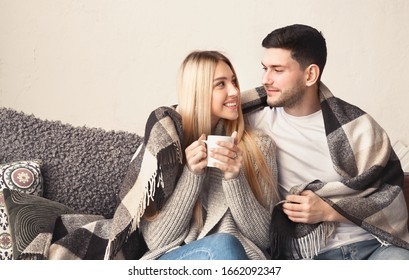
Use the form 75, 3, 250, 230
369, 245, 409, 260
158, 233, 249, 260
208, 233, 241, 246
207, 233, 248, 260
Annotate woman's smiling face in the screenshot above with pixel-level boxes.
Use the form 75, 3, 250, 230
210, 61, 240, 129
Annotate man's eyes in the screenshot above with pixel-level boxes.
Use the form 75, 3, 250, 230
262, 66, 284, 72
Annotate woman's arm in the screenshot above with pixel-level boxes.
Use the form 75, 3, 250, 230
223, 134, 278, 249
140, 166, 204, 250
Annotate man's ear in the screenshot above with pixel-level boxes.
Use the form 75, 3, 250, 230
305, 64, 320, 86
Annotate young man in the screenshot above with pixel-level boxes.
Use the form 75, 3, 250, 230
243, 24, 409, 260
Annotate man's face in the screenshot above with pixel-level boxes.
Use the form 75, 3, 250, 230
261, 48, 306, 108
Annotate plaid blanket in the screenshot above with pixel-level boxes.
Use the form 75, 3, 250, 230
17, 106, 184, 259
242, 82, 409, 259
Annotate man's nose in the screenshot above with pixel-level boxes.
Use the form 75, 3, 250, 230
262, 71, 272, 85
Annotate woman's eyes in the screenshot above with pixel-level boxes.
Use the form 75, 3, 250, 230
214, 79, 237, 89
216, 81, 225, 88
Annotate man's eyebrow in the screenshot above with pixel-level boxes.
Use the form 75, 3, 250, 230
261, 62, 284, 68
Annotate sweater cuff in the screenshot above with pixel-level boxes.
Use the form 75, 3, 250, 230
177, 165, 206, 197
222, 170, 252, 197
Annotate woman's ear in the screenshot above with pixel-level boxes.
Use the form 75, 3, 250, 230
305, 64, 320, 86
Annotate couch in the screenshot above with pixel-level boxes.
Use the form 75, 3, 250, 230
0, 107, 142, 259
404, 175, 409, 228
1, 107, 408, 260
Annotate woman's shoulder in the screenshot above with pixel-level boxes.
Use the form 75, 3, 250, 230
249, 129, 276, 148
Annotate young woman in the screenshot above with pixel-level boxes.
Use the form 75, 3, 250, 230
139, 51, 279, 260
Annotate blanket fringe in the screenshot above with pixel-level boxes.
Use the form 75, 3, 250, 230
104, 153, 167, 259
104, 116, 183, 260
270, 222, 335, 259
295, 222, 335, 259
104, 240, 112, 260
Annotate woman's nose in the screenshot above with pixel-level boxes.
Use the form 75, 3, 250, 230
228, 85, 239, 96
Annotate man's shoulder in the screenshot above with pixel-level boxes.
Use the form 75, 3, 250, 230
245, 106, 276, 125
247, 105, 275, 116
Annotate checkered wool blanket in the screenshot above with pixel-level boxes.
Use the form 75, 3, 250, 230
242, 82, 409, 259
18, 106, 184, 259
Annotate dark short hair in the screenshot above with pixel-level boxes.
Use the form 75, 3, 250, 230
262, 24, 327, 80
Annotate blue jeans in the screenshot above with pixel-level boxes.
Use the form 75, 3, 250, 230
158, 233, 249, 260
313, 239, 409, 260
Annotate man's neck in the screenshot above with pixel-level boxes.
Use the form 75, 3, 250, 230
284, 85, 321, 116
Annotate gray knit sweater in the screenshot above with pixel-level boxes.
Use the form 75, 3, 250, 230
140, 131, 278, 260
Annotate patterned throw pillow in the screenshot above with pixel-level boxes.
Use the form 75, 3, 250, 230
3, 188, 75, 260
0, 160, 43, 260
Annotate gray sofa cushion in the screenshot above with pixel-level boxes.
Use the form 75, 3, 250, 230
0, 107, 142, 218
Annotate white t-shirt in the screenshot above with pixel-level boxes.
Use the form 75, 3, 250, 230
246, 106, 374, 255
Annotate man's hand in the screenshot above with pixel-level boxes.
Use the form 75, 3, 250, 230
282, 190, 347, 224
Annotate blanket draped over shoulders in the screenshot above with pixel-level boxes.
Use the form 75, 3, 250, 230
241, 82, 409, 259
14, 106, 184, 260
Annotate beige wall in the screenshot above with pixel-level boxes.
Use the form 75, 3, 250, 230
1, 0, 408, 146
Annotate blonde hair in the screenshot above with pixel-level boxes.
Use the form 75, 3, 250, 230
176, 51, 215, 145
176, 51, 278, 227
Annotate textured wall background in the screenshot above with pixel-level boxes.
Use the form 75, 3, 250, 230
1, 0, 408, 147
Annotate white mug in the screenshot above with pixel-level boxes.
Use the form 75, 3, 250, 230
203, 135, 234, 167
